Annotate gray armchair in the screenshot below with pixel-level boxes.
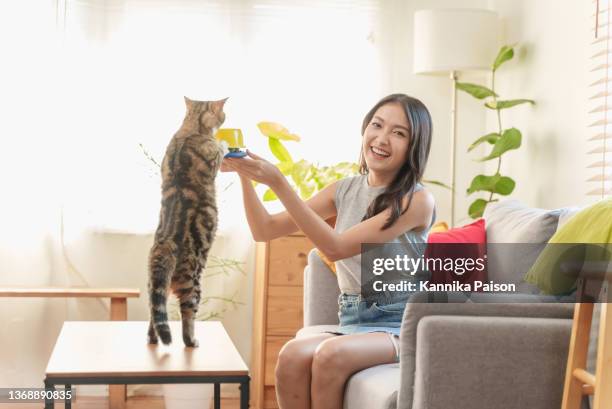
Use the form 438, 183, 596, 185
298, 200, 583, 409
300, 249, 573, 409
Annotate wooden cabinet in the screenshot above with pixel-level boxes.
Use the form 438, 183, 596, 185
251, 234, 313, 409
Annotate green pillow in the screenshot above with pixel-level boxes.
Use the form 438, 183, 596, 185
525, 199, 612, 295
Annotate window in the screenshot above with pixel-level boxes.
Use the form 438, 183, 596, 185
589, 0, 612, 197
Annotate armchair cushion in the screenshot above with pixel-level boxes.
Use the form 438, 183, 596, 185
303, 249, 341, 326
343, 364, 400, 409
397, 296, 574, 409
483, 200, 561, 293
411, 315, 572, 409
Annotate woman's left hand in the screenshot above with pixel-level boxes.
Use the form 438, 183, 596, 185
222, 150, 284, 188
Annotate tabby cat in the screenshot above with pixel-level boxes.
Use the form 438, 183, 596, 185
147, 96, 227, 347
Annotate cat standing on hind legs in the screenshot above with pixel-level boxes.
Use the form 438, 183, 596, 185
147, 96, 227, 347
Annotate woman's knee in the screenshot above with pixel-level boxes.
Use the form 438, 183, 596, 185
311, 337, 351, 376
275, 338, 314, 382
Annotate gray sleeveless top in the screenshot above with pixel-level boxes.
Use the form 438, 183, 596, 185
333, 174, 436, 294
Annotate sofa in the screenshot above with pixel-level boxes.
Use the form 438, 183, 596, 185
297, 200, 596, 409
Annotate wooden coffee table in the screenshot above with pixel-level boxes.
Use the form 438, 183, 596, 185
44, 321, 249, 409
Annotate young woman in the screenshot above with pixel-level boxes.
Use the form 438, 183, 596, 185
221, 94, 435, 409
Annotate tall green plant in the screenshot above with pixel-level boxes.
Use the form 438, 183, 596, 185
456, 45, 535, 219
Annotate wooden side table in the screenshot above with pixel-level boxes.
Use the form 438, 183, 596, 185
44, 321, 250, 409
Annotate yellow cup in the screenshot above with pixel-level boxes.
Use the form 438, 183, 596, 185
215, 128, 246, 158
215, 128, 245, 149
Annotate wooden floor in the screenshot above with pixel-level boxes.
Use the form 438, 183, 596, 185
0, 396, 241, 409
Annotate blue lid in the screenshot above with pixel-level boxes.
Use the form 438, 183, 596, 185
225, 151, 247, 158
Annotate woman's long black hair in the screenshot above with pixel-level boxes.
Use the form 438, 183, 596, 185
359, 93, 433, 229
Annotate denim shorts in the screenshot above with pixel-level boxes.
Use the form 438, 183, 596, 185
331, 293, 407, 336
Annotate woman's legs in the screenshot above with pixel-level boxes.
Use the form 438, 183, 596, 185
275, 333, 336, 409
310, 332, 397, 409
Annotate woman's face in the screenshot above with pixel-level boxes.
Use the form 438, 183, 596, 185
362, 102, 411, 176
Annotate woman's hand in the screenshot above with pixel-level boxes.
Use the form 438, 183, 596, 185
222, 150, 285, 188
220, 159, 234, 173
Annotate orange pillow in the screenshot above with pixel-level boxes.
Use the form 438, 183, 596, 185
430, 221, 449, 233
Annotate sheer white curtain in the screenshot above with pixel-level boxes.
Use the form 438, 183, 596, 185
0, 0, 384, 391
54, 0, 383, 233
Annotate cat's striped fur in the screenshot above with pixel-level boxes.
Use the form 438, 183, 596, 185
147, 96, 227, 347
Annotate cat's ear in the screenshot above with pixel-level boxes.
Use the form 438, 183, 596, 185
184, 96, 193, 108
211, 97, 229, 113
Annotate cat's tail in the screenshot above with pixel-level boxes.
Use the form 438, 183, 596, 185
148, 240, 177, 345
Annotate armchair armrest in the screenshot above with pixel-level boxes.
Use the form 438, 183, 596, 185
303, 249, 340, 326
397, 295, 574, 409
410, 315, 572, 409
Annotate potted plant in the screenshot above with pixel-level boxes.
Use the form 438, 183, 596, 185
255, 122, 360, 202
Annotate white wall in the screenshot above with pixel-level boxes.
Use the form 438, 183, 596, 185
486, 0, 594, 209
376, 0, 491, 225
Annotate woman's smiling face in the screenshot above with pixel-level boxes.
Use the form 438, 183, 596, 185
362, 102, 411, 177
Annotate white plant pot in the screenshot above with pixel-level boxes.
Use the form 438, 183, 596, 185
163, 383, 214, 409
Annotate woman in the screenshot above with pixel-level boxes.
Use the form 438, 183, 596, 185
222, 93, 435, 409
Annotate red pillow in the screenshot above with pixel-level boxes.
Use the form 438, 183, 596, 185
425, 218, 488, 288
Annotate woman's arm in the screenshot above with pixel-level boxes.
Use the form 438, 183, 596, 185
235, 173, 337, 242
273, 176, 435, 261
225, 151, 435, 261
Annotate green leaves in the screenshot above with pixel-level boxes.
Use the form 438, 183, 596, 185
467, 174, 515, 196
467, 173, 514, 218
477, 128, 522, 162
298, 182, 315, 199
468, 199, 488, 219
266, 156, 359, 201
309, 161, 360, 191
263, 188, 278, 201
279, 160, 359, 200
268, 138, 293, 163
291, 159, 311, 192
485, 99, 535, 110
468, 133, 500, 152
257, 120, 359, 201
423, 179, 452, 190
277, 160, 293, 176
458, 44, 534, 220
257, 122, 300, 141
493, 45, 514, 71
456, 82, 498, 99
